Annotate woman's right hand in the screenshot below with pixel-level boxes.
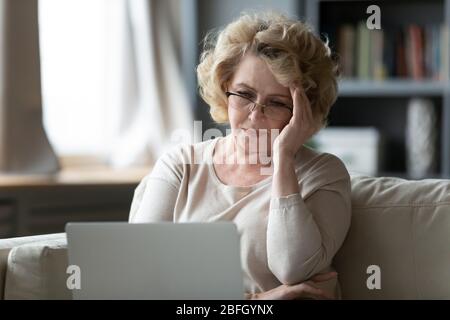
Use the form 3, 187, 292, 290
246, 271, 338, 300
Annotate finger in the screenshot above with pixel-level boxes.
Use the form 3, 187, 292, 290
310, 271, 338, 283
303, 285, 334, 300
290, 283, 331, 300
299, 88, 314, 125
289, 85, 303, 123
291, 85, 314, 130
321, 291, 335, 300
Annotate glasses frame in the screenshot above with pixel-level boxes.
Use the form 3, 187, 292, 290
225, 91, 293, 119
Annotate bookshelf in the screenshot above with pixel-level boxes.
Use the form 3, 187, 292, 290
305, 0, 450, 178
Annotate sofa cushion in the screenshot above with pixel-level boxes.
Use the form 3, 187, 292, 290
334, 174, 450, 299
4, 234, 70, 300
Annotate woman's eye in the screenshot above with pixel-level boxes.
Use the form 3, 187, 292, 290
270, 101, 287, 107
237, 91, 253, 98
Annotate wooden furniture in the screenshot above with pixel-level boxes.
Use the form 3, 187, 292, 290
0, 166, 150, 238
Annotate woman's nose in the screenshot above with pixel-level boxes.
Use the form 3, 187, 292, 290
248, 103, 266, 121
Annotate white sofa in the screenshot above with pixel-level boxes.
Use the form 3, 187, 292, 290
1, 174, 449, 299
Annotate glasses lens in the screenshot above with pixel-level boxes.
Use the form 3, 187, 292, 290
228, 93, 292, 121
229, 94, 252, 110
264, 105, 292, 121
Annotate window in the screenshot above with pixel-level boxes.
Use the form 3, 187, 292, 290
39, 0, 116, 157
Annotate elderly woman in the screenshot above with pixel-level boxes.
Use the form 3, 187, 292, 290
129, 12, 351, 300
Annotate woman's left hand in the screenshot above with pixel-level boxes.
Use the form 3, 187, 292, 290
246, 271, 338, 300
272, 85, 317, 161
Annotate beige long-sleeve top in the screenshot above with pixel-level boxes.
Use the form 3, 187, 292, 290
129, 137, 352, 296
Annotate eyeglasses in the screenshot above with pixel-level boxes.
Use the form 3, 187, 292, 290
225, 91, 293, 121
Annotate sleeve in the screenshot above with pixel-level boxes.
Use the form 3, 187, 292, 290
128, 148, 184, 223
266, 170, 352, 285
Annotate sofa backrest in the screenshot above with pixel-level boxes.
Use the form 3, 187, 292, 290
334, 174, 450, 299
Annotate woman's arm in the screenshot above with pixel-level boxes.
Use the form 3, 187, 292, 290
268, 85, 351, 284
246, 271, 338, 300
129, 150, 183, 223
268, 169, 351, 284
272, 154, 299, 197
129, 177, 178, 222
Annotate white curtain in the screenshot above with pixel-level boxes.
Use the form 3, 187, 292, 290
106, 0, 193, 167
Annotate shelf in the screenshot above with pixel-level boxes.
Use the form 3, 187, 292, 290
338, 79, 450, 97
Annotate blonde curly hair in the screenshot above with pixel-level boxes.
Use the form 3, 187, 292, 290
196, 11, 339, 131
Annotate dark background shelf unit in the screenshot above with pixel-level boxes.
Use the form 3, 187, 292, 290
0, 183, 135, 238
0, 200, 16, 238
328, 96, 443, 176
306, 0, 450, 178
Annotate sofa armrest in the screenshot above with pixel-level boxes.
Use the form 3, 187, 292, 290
0, 233, 66, 299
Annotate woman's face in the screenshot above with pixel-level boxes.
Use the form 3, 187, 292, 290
227, 54, 292, 159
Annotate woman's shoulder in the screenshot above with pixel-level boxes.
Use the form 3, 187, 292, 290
296, 144, 347, 170
153, 138, 216, 170
295, 144, 350, 190
148, 139, 216, 185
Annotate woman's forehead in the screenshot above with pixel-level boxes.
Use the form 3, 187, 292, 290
230, 55, 289, 95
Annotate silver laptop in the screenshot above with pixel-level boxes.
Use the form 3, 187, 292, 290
65, 222, 244, 300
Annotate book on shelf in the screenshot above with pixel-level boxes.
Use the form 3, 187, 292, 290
406, 24, 424, 80
337, 24, 355, 77
356, 21, 370, 79
440, 25, 450, 81
336, 22, 449, 81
